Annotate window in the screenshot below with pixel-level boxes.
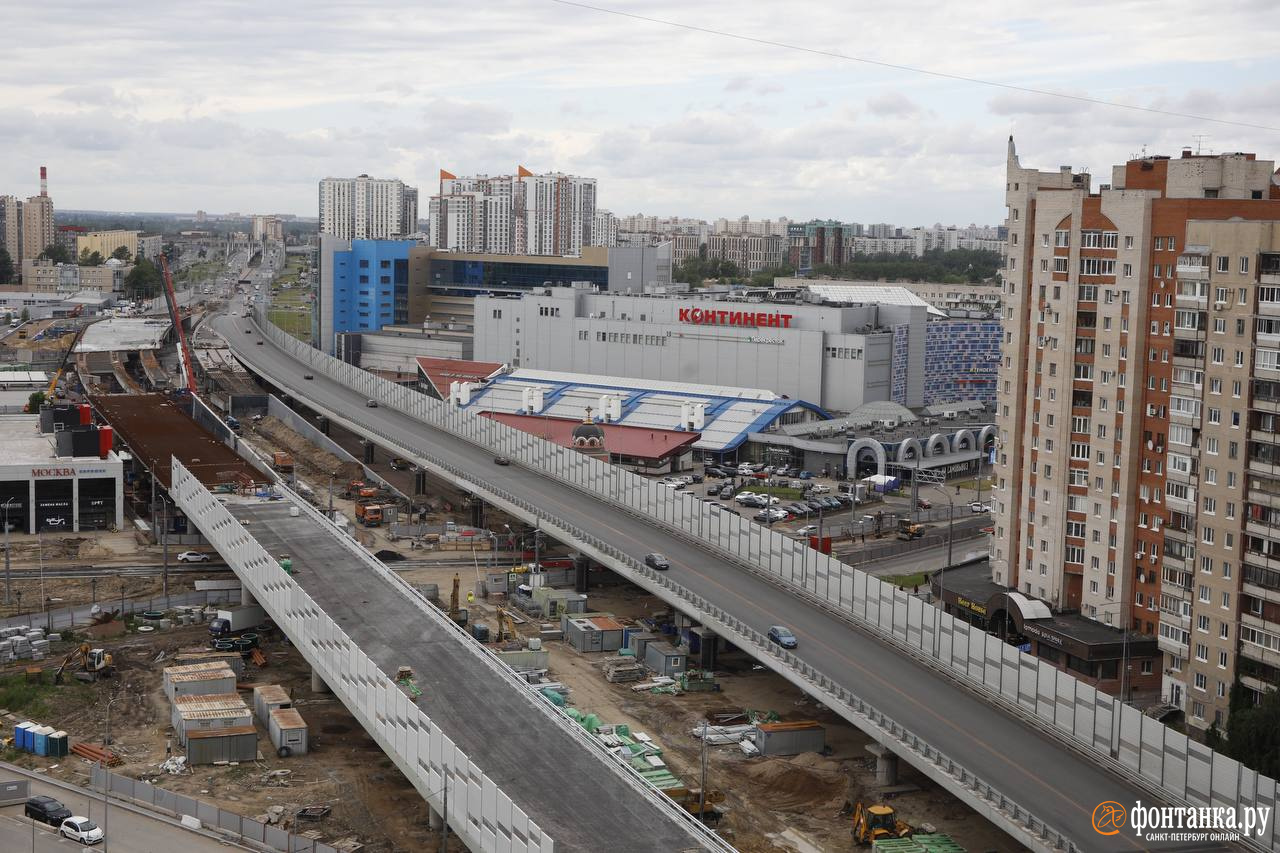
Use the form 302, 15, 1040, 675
1241, 256, 1251, 274
1125, 235, 1134, 249
1123, 263, 1133, 277
1041, 233, 1050, 247
1054, 230, 1069, 247
1080, 258, 1116, 276
1217, 256, 1230, 273
1053, 257, 1068, 273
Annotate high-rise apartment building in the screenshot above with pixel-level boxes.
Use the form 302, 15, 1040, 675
787, 220, 852, 273
318, 175, 418, 239
0, 196, 20, 275
591, 209, 617, 247
429, 167, 596, 257
0, 167, 56, 283
996, 137, 1280, 730
705, 233, 784, 273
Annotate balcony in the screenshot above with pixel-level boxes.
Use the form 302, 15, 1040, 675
1240, 674, 1275, 696
1158, 632, 1190, 657
1260, 300, 1280, 318
1176, 259, 1209, 279
1239, 613, 1280, 669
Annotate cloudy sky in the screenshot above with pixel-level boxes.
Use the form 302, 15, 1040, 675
3, 0, 1278, 226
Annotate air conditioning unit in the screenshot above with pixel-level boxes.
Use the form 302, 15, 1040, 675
1214, 301, 1227, 310
1135, 551, 1144, 560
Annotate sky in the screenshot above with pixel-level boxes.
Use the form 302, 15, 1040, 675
3, 0, 1279, 226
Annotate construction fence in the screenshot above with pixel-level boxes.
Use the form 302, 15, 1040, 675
0, 589, 237, 634
90, 765, 342, 853
249, 308, 1280, 852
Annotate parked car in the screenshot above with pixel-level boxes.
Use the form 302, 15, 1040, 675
493, 456, 511, 466
25, 796, 72, 827
833, 494, 854, 507
366, 399, 378, 408
718, 486, 734, 499
805, 500, 826, 513
303, 373, 314, 380
753, 508, 789, 523
820, 497, 842, 510
689, 473, 704, 484
59, 816, 104, 844
734, 491, 758, 503
787, 503, 813, 517
176, 551, 210, 563
704, 466, 727, 479
767, 625, 798, 649
644, 553, 671, 571
795, 524, 818, 537
809, 483, 831, 494
798, 471, 814, 479
917, 498, 932, 509
970, 501, 992, 514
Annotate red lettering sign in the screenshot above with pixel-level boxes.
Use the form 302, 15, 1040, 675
675, 308, 793, 329
31, 468, 75, 478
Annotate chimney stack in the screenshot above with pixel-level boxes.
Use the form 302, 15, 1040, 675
40, 166, 47, 197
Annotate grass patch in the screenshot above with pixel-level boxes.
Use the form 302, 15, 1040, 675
952, 477, 996, 492
0, 672, 89, 719
884, 572, 931, 589
268, 307, 312, 343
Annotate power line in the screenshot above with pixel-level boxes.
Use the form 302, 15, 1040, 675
546, 0, 1280, 134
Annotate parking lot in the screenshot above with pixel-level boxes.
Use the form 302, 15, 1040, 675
653, 460, 992, 543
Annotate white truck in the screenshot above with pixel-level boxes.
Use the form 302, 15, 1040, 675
208, 604, 266, 639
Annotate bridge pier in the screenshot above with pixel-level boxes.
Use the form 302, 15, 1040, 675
865, 744, 899, 786
310, 667, 331, 694
242, 587, 259, 607
427, 805, 443, 831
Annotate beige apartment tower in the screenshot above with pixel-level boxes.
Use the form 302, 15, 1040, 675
995, 138, 1280, 731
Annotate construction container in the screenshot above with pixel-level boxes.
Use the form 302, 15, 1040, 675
754, 721, 826, 757
564, 614, 625, 653
268, 708, 308, 757
185, 726, 259, 765
32, 725, 54, 756
48, 731, 68, 758
172, 693, 253, 745
643, 642, 686, 677
164, 663, 237, 701
627, 631, 658, 661
252, 684, 292, 727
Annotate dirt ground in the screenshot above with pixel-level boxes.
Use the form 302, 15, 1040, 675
2, 622, 449, 853
405, 569, 1024, 853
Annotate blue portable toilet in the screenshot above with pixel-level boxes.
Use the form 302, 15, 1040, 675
33, 725, 53, 756
15, 722, 34, 751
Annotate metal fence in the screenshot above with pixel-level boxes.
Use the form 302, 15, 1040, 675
92, 763, 340, 852
247, 311, 1280, 852
0, 589, 236, 633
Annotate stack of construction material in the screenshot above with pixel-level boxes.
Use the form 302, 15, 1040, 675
0, 626, 46, 661
71, 741, 122, 766
601, 656, 646, 683
691, 724, 754, 746
872, 836, 965, 852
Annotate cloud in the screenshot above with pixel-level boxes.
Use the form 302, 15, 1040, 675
866, 92, 921, 117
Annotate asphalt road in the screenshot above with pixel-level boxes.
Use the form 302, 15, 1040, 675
0, 775, 242, 853
233, 501, 708, 853
216, 311, 1220, 853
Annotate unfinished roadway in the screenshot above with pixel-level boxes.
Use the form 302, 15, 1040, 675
232, 500, 709, 852
216, 311, 1237, 853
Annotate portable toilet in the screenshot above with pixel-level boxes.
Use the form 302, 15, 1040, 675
15, 722, 34, 752
48, 731, 69, 758
33, 725, 54, 756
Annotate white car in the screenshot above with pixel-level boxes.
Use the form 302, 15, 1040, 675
795, 524, 818, 536
809, 484, 831, 494
734, 491, 759, 503
969, 502, 992, 514
60, 816, 104, 844
176, 551, 211, 563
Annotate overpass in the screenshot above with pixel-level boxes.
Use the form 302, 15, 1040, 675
170, 459, 722, 853
217, 310, 1278, 853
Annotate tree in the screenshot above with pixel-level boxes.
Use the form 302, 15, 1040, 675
27, 391, 44, 412
78, 248, 105, 267
123, 257, 164, 300
39, 243, 71, 264
110, 245, 132, 262
672, 255, 745, 286
20, 308, 29, 322
0, 247, 13, 284
1222, 684, 1280, 778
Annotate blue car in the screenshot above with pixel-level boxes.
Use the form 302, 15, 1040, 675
798, 471, 814, 480
767, 625, 798, 649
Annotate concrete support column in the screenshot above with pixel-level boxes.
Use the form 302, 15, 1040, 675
427, 805, 443, 830
865, 744, 899, 786
310, 667, 331, 694
72, 476, 80, 533
241, 586, 259, 607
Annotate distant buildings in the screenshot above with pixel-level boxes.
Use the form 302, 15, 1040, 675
251, 215, 284, 243
591, 209, 617, 247
318, 175, 418, 239
788, 220, 853, 272
429, 168, 597, 257
315, 236, 414, 353
0, 167, 56, 284
21, 258, 130, 293
706, 233, 784, 273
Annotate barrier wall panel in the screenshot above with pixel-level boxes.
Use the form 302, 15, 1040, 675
1186, 739, 1214, 804
1053, 671, 1076, 738
1117, 703, 1142, 772
1211, 751, 1239, 809
1138, 715, 1166, 786
1162, 729, 1188, 800
1035, 661, 1056, 722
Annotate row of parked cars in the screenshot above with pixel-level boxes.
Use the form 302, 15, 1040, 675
703, 463, 816, 480
24, 795, 103, 843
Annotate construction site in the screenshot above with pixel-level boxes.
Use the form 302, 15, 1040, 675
0, 248, 1022, 853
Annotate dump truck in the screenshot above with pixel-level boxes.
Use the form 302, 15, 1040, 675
272, 451, 295, 473
355, 502, 384, 527
209, 605, 267, 639
896, 519, 924, 540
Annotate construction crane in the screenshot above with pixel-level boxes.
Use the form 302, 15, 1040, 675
53, 643, 114, 684
159, 254, 198, 393
44, 323, 91, 400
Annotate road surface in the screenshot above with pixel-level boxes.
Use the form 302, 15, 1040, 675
216, 311, 1224, 852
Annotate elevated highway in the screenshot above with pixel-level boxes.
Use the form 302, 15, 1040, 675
215, 311, 1261, 853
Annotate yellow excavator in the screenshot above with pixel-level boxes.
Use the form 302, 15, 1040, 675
494, 605, 520, 644
851, 802, 911, 845
54, 643, 114, 684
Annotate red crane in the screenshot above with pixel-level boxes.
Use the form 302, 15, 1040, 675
159, 255, 198, 393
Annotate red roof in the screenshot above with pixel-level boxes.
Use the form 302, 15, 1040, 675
480, 412, 699, 462
415, 357, 505, 398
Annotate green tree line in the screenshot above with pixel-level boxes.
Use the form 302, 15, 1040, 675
672, 247, 1002, 288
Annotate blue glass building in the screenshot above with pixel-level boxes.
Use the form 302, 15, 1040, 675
318, 237, 413, 352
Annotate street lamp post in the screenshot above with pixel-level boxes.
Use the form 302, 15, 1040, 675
2, 496, 15, 606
